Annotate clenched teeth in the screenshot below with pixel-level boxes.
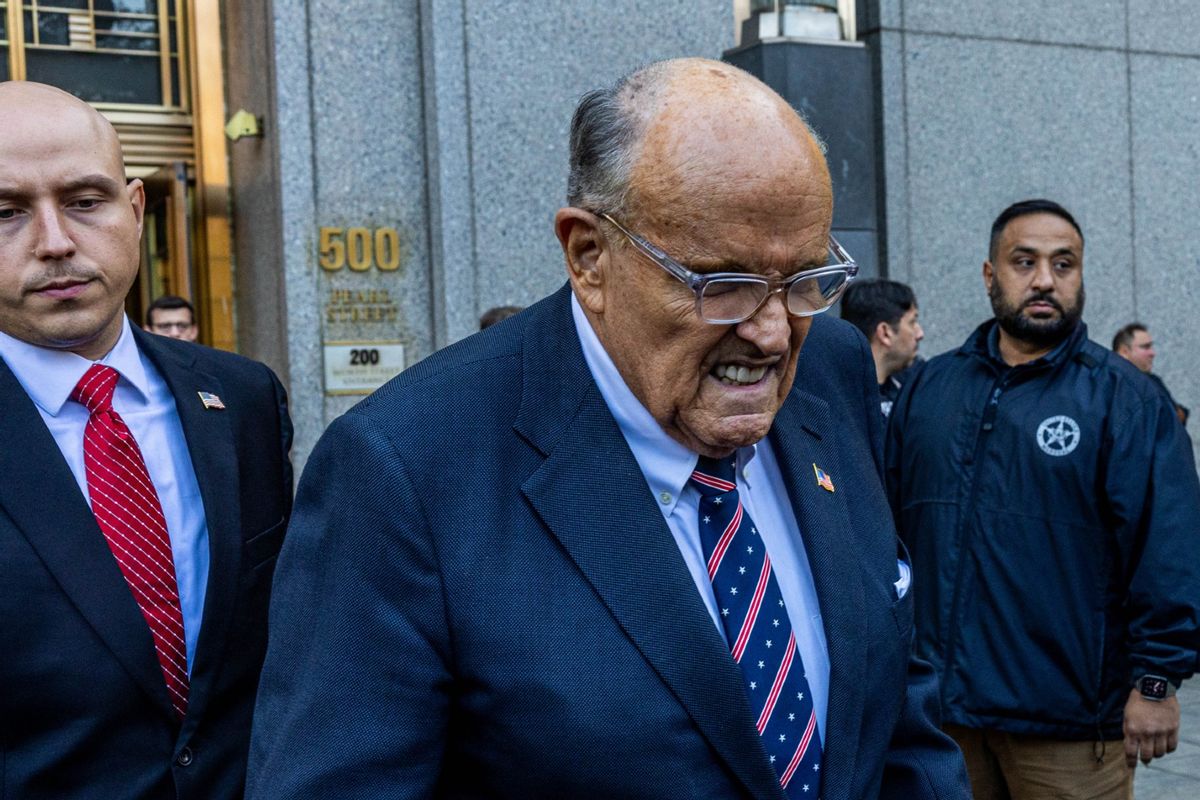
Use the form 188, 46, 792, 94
713, 364, 768, 385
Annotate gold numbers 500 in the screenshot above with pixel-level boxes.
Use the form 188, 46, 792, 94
319, 227, 402, 272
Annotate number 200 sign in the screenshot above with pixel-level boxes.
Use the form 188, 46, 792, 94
318, 226, 402, 272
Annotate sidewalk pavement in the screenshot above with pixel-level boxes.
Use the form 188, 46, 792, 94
1135, 679, 1200, 799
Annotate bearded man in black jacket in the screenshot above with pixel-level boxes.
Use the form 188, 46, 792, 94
886, 198, 1200, 800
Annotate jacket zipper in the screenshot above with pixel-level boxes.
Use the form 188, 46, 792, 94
941, 370, 1008, 709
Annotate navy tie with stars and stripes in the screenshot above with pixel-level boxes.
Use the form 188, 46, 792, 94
691, 454, 823, 798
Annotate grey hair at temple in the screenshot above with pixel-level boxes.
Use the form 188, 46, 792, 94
565, 62, 670, 217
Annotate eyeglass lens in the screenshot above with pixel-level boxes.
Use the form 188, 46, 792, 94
698, 270, 851, 323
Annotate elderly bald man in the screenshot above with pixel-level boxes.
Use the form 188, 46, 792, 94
248, 59, 968, 799
0, 82, 293, 799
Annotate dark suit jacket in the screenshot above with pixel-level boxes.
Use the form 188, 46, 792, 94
1, 328, 293, 799
248, 286, 966, 799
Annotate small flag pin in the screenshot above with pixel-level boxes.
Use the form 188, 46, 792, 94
198, 391, 226, 410
812, 463, 835, 493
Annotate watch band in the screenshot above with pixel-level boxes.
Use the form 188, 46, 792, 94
1134, 674, 1177, 701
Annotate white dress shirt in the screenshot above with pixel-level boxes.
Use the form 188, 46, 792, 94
0, 318, 209, 673
571, 295, 830, 738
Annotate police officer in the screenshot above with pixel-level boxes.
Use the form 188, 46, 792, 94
886, 199, 1200, 800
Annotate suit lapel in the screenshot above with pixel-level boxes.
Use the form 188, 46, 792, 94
769, 390, 866, 800
133, 330, 242, 729
516, 289, 785, 800
0, 356, 175, 718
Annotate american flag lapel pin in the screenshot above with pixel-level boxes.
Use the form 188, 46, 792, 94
198, 391, 226, 410
812, 463, 835, 493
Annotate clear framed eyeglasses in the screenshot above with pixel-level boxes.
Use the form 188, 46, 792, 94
598, 212, 858, 325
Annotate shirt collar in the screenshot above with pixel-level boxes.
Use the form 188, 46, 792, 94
0, 317, 151, 416
570, 293, 758, 516
983, 320, 1077, 369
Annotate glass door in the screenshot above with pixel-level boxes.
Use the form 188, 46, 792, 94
129, 160, 192, 327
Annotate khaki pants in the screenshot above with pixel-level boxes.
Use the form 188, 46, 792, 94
945, 724, 1133, 800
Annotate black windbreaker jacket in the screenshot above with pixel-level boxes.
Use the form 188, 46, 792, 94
886, 320, 1200, 740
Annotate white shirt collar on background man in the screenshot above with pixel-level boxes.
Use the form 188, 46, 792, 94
0, 316, 210, 672
570, 292, 831, 737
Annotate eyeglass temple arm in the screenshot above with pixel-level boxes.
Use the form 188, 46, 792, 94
828, 234, 857, 271
599, 212, 701, 287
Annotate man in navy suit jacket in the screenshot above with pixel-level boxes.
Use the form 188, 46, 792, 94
249, 58, 967, 799
0, 82, 292, 799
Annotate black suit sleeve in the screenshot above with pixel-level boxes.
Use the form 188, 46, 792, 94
880, 658, 971, 798
270, 368, 295, 518
246, 410, 448, 798
849, 339, 969, 798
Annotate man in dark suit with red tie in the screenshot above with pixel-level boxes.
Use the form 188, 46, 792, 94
0, 81, 292, 798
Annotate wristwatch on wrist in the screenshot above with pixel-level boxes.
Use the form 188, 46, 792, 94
1134, 674, 1177, 701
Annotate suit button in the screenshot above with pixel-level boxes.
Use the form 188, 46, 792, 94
175, 747, 194, 767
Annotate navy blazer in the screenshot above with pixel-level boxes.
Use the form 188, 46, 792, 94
1, 328, 293, 799
248, 286, 966, 799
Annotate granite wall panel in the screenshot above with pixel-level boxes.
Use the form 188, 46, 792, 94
1129, 53, 1200, 433
1129, 0, 1200, 57
901, 0, 1125, 49
462, 1, 733, 328
884, 32, 1132, 360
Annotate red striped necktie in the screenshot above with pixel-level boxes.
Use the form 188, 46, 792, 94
71, 363, 190, 719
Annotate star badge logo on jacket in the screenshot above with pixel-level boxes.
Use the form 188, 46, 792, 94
197, 391, 226, 410
812, 464, 835, 493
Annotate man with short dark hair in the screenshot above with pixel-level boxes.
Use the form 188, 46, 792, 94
249, 58, 967, 799
1113, 322, 1188, 427
478, 304, 523, 330
887, 198, 1200, 800
146, 294, 198, 342
841, 279, 924, 417
0, 82, 293, 799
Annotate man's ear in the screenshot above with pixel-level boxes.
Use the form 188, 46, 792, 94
873, 320, 893, 348
127, 178, 146, 238
982, 260, 995, 294
555, 207, 608, 314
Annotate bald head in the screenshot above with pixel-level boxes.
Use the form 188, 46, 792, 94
566, 58, 829, 226
629, 60, 828, 229
0, 82, 125, 175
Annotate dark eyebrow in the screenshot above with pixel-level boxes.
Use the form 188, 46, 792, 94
1010, 245, 1078, 258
